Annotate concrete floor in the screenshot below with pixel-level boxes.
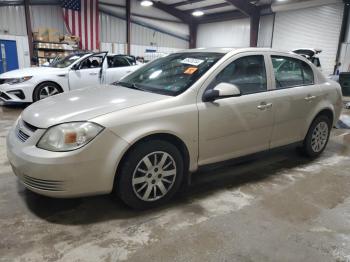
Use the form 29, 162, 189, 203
1, 105, 350, 262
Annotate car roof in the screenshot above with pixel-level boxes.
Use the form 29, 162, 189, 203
175, 47, 293, 54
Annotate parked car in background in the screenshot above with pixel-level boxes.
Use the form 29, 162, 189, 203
7, 48, 342, 209
293, 48, 322, 70
0, 52, 141, 104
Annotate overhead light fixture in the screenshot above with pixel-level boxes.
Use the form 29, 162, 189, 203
140, 0, 153, 7
192, 10, 204, 17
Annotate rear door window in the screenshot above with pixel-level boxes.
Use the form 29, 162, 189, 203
271, 56, 314, 89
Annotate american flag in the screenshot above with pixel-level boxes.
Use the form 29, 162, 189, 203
61, 0, 100, 51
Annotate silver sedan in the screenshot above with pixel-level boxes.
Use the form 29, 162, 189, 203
7, 48, 342, 209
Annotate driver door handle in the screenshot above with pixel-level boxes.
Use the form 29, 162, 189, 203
304, 95, 316, 101
257, 102, 272, 110
89, 72, 98, 76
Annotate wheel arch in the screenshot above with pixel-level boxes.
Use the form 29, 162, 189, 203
113, 132, 191, 189
32, 81, 64, 101
303, 106, 335, 139
314, 108, 334, 124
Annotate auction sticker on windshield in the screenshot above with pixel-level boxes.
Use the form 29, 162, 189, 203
181, 58, 204, 66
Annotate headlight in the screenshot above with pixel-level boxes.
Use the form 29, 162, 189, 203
3, 76, 32, 85
37, 122, 104, 152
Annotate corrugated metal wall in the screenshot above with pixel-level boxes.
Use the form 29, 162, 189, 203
197, 18, 250, 48
100, 12, 126, 44
30, 5, 66, 33
272, 3, 344, 75
0, 5, 26, 36
257, 15, 274, 48
131, 23, 188, 49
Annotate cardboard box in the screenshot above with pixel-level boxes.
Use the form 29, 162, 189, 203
37, 50, 45, 57
61, 35, 80, 44
37, 27, 49, 42
48, 28, 61, 43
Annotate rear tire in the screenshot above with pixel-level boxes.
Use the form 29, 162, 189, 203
302, 115, 331, 158
33, 82, 62, 102
116, 139, 184, 210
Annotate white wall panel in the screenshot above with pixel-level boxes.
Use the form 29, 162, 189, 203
0, 6, 26, 36
0, 34, 30, 69
30, 5, 66, 33
258, 15, 274, 48
272, 3, 344, 75
197, 18, 250, 48
100, 42, 126, 54
132, 16, 189, 40
131, 44, 182, 59
131, 22, 188, 48
100, 13, 126, 43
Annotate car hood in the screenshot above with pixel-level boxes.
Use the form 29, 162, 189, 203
21, 85, 168, 128
0, 66, 66, 78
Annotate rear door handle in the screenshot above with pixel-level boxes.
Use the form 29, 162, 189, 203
304, 95, 316, 101
257, 102, 272, 110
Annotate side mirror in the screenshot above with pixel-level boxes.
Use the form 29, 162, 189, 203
203, 82, 241, 102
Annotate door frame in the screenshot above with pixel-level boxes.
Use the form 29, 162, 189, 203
0, 39, 19, 73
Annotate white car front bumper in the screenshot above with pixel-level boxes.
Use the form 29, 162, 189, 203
0, 82, 34, 103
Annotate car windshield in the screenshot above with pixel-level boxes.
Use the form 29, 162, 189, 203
116, 52, 224, 96
49, 54, 86, 68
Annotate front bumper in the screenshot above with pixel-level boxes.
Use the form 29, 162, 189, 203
6, 121, 129, 198
0, 82, 34, 103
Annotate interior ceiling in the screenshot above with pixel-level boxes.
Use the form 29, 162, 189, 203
159, 0, 273, 14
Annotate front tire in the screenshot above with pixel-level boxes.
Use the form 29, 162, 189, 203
116, 140, 184, 209
33, 82, 62, 102
302, 115, 331, 157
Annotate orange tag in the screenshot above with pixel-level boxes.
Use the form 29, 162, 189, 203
64, 132, 77, 144
184, 67, 198, 75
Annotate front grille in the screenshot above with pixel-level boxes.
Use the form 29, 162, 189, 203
15, 120, 39, 142
22, 175, 64, 191
23, 121, 38, 132
16, 129, 30, 142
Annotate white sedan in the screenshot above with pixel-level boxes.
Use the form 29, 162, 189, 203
0, 52, 141, 103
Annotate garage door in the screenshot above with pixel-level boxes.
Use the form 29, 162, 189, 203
272, 3, 344, 75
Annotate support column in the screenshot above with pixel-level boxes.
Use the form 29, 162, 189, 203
24, 0, 34, 65
250, 12, 260, 47
189, 22, 197, 49
126, 0, 131, 55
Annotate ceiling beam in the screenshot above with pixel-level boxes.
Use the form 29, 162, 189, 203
170, 0, 206, 8
152, 1, 193, 23
184, 2, 232, 13
196, 10, 247, 23
225, 0, 259, 16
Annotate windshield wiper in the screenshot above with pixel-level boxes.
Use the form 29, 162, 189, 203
117, 81, 145, 91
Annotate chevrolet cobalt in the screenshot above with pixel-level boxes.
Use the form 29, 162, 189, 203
7, 48, 342, 209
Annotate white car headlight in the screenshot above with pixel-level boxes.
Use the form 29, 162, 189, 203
3, 76, 32, 85
37, 122, 104, 152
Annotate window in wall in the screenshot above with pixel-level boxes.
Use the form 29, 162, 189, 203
271, 56, 314, 88
210, 55, 267, 95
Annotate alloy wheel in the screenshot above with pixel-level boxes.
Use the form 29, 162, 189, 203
39, 85, 60, 100
311, 121, 329, 153
132, 151, 177, 202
